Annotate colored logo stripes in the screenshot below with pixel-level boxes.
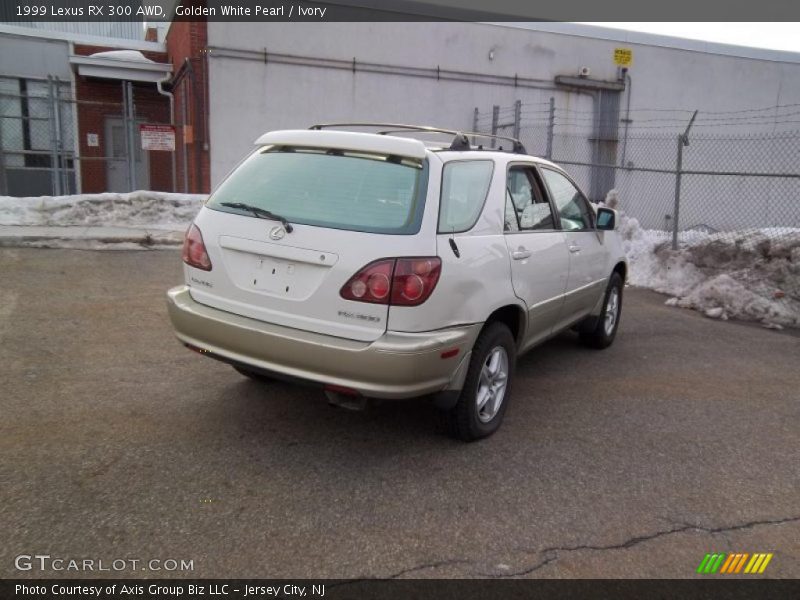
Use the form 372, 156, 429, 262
697, 552, 773, 574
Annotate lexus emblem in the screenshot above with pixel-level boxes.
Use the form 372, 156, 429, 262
269, 226, 286, 240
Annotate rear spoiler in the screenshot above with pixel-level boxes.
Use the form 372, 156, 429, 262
254, 129, 427, 160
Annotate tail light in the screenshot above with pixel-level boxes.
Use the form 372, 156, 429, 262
340, 257, 441, 306
182, 224, 212, 271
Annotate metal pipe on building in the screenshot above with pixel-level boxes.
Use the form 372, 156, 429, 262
206, 46, 559, 92
156, 74, 177, 193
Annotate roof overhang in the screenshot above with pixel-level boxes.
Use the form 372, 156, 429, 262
70, 55, 172, 83
554, 75, 626, 92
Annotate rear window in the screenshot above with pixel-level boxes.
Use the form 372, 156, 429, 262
207, 147, 427, 234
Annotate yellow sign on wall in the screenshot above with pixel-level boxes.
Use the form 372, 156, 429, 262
614, 48, 633, 66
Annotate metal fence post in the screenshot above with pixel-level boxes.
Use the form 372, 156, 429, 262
545, 96, 555, 160
672, 110, 698, 250
181, 81, 189, 193
47, 76, 62, 196
54, 77, 68, 194
0, 108, 7, 195
127, 81, 137, 191
122, 81, 138, 192
671, 135, 684, 250
122, 82, 131, 191
490, 105, 499, 149
512, 99, 521, 140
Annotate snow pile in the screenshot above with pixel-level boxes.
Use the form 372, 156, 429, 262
618, 209, 800, 329
0, 191, 206, 230
89, 50, 155, 63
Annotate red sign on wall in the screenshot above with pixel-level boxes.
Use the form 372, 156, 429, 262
140, 124, 176, 152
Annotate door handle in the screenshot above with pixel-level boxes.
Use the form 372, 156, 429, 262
511, 248, 532, 260
568, 244, 581, 253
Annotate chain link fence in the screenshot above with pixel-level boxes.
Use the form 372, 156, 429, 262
0, 75, 174, 197
0, 76, 76, 196
474, 100, 800, 246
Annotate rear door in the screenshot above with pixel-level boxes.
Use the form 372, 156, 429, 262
503, 164, 569, 349
539, 166, 607, 327
187, 144, 432, 342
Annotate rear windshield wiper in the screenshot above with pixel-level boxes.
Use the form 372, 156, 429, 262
219, 202, 294, 233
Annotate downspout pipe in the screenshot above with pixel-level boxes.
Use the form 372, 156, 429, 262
156, 74, 177, 193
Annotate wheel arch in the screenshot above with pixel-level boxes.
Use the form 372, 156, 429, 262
613, 260, 627, 284
483, 303, 526, 348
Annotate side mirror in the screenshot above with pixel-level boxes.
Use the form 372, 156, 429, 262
596, 207, 616, 231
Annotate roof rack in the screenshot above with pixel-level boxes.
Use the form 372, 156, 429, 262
308, 123, 527, 154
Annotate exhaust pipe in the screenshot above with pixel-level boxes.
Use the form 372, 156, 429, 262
324, 386, 369, 411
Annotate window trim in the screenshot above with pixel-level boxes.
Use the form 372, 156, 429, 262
538, 165, 596, 232
436, 158, 496, 234
503, 162, 560, 235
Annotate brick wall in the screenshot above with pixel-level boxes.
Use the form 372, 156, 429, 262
166, 20, 210, 194
73, 45, 173, 193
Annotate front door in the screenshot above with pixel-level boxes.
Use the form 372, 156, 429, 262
105, 117, 149, 192
504, 164, 570, 350
539, 167, 608, 328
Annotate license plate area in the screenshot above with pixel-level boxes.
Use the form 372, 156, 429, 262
251, 256, 298, 294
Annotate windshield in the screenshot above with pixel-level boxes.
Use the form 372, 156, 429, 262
207, 146, 427, 234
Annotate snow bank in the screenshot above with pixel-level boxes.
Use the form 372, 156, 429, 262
0, 191, 206, 230
618, 208, 800, 329
89, 50, 155, 63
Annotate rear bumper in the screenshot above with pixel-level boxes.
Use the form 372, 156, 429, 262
166, 285, 480, 399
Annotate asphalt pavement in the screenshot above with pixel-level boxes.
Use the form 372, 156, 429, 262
1, 248, 798, 579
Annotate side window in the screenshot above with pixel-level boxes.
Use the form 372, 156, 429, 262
540, 168, 594, 231
505, 166, 555, 232
505, 190, 520, 232
438, 160, 494, 233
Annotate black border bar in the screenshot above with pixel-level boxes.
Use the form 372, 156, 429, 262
3, 0, 800, 22
3, 579, 800, 600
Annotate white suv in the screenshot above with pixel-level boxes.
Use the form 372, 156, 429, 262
167, 124, 626, 440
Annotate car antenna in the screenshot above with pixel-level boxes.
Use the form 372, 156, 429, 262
448, 226, 460, 258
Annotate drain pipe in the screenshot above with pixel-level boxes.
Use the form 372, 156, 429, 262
156, 74, 177, 193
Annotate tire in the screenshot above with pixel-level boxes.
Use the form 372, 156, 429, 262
438, 322, 516, 442
233, 365, 273, 382
579, 272, 623, 349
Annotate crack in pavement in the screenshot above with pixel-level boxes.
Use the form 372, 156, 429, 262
487, 515, 800, 578
343, 515, 800, 580
328, 559, 472, 586
386, 558, 473, 579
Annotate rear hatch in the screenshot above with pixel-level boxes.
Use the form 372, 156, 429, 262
187, 131, 433, 342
